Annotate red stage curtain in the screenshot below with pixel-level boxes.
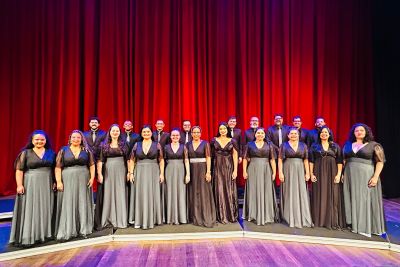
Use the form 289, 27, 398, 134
0, 0, 374, 195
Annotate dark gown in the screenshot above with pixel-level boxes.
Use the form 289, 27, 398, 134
342, 141, 386, 236
164, 144, 188, 224
186, 141, 216, 227
279, 142, 313, 228
98, 146, 129, 229
243, 142, 279, 225
55, 147, 95, 240
211, 138, 238, 223
129, 142, 163, 229
9, 149, 56, 246
309, 143, 345, 229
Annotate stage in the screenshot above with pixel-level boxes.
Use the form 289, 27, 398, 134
1, 197, 400, 262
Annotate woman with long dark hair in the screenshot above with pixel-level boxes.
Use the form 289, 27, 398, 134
128, 125, 164, 229
210, 122, 239, 223
9, 130, 56, 246
309, 126, 345, 229
342, 123, 386, 237
97, 124, 129, 229
54, 130, 95, 240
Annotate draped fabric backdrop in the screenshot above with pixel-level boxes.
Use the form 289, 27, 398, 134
0, 0, 374, 196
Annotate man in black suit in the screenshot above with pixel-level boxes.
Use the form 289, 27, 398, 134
307, 116, 334, 147
83, 116, 107, 159
243, 116, 260, 145
121, 120, 140, 153
83, 116, 107, 230
267, 113, 290, 149
292, 115, 309, 143
152, 119, 171, 149
227, 115, 242, 163
179, 119, 192, 144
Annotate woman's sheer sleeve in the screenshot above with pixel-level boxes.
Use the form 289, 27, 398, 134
14, 150, 27, 171
374, 143, 386, 163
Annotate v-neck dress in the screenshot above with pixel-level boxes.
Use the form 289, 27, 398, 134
279, 142, 313, 228
164, 143, 188, 224
342, 141, 386, 236
9, 148, 56, 246
54, 146, 95, 240
129, 141, 163, 229
243, 141, 279, 225
210, 138, 239, 223
309, 142, 345, 229
186, 140, 216, 227
98, 146, 129, 229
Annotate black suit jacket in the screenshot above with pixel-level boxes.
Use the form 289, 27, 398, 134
229, 128, 242, 156
121, 131, 140, 153
298, 128, 309, 144
307, 127, 334, 148
267, 125, 290, 147
179, 130, 193, 144
243, 128, 257, 144
83, 129, 107, 159
152, 130, 171, 148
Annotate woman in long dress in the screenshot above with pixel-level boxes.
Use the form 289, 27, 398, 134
54, 130, 95, 240
187, 126, 216, 227
278, 127, 313, 228
342, 123, 386, 237
128, 125, 164, 229
211, 122, 239, 223
309, 126, 345, 229
9, 130, 56, 246
164, 129, 190, 224
97, 124, 129, 229
243, 127, 279, 225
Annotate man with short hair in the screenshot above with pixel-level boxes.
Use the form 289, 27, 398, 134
83, 116, 107, 159
121, 120, 140, 153
267, 114, 289, 148
227, 116, 242, 162
307, 116, 334, 147
152, 119, 171, 148
292, 115, 309, 143
243, 116, 260, 145
83, 116, 107, 230
179, 120, 192, 144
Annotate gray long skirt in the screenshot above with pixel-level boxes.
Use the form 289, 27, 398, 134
165, 159, 187, 224
343, 158, 386, 235
101, 157, 128, 228
9, 167, 54, 245
129, 159, 162, 229
280, 158, 313, 228
55, 166, 94, 240
243, 158, 278, 225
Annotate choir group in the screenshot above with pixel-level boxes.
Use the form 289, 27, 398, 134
8, 115, 386, 246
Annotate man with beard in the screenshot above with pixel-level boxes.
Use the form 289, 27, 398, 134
83, 116, 107, 230
267, 114, 290, 149
307, 116, 334, 147
243, 116, 260, 145
292, 115, 309, 143
83, 116, 107, 160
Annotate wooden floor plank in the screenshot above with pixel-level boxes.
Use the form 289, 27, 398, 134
2, 238, 400, 266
